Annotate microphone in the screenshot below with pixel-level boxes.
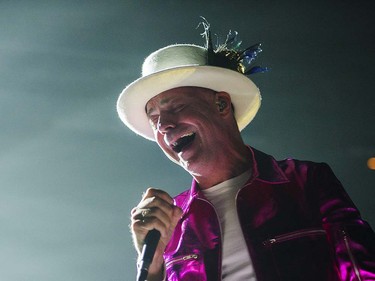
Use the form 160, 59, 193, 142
136, 229, 161, 281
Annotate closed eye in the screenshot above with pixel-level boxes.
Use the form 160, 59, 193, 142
148, 115, 159, 130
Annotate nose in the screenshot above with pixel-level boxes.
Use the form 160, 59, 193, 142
157, 112, 176, 134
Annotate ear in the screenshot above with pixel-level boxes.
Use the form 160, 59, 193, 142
215, 91, 232, 116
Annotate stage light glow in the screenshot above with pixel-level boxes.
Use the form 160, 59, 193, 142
367, 157, 375, 170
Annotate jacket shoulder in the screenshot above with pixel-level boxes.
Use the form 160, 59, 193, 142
252, 147, 333, 183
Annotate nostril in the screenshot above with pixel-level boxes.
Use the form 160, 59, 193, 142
157, 118, 176, 133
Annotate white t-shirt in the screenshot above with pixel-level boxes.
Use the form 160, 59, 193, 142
202, 170, 257, 281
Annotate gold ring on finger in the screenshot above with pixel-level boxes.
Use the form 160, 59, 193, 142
141, 208, 151, 218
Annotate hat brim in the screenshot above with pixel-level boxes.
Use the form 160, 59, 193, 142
117, 65, 261, 141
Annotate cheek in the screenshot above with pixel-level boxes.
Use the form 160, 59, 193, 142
155, 133, 165, 149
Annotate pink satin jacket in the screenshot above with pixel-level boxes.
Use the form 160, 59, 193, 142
163, 148, 375, 281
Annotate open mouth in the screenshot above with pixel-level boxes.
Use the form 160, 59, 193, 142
171, 133, 196, 153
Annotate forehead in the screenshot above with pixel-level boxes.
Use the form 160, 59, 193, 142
145, 87, 215, 112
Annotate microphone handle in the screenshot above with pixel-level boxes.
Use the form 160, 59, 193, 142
136, 269, 148, 281
136, 229, 161, 281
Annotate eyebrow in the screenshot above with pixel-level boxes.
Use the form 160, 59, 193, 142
145, 96, 176, 116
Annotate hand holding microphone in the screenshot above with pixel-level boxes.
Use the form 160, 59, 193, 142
131, 188, 183, 281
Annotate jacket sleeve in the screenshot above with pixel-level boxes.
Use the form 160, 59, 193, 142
313, 163, 375, 281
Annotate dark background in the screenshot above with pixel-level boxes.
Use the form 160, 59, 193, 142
1, 1, 374, 280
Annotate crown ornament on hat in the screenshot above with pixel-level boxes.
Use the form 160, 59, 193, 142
198, 17, 268, 76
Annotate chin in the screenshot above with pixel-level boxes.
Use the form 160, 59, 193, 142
163, 151, 180, 165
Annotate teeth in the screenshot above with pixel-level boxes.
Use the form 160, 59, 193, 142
172, 132, 194, 147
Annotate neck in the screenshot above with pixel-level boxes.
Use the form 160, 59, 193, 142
192, 144, 253, 190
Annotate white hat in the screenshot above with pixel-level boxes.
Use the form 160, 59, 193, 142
116, 43, 261, 141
